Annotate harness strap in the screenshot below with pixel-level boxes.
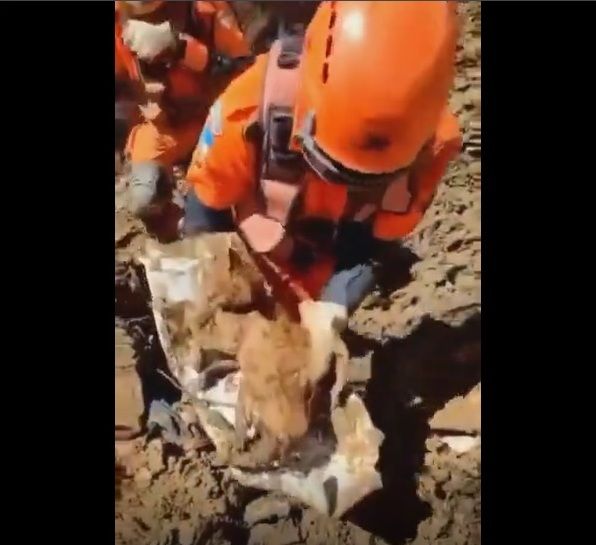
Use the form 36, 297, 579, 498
237, 35, 305, 254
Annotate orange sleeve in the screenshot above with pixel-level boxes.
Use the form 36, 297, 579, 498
180, 1, 249, 72
186, 102, 257, 210
171, 2, 212, 74
373, 107, 462, 240
115, 21, 133, 81
115, 12, 142, 84
211, 1, 251, 57
186, 54, 267, 210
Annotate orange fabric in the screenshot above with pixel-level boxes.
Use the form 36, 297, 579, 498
293, 1, 459, 174
115, 15, 141, 82
115, 1, 250, 98
373, 108, 462, 240
181, 1, 250, 75
210, 1, 251, 58
125, 112, 208, 165
187, 54, 267, 209
273, 255, 337, 300
301, 171, 347, 222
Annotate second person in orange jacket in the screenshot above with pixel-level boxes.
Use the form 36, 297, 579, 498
183, 1, 462, 322
115, 0, 251, 220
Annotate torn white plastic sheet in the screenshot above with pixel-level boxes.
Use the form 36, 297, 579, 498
196, 373, 384, 518
231, 394, 384, 518
139, 236, 385, 517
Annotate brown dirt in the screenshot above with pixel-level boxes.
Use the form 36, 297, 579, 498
116, 326, 145, 438
115, 2, 481, 544
236, 313, 313, 451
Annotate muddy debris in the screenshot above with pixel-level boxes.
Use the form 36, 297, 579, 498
115, 326, 145, 439
429, 384, 481, 436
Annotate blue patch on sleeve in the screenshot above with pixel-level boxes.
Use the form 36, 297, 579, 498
194, 100, 223, 162
200, 125, 214, 148
209, 100, 223, 136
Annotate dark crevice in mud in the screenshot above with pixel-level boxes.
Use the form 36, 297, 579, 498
197, 520, 250, 545
343, 314, 481, 545
374, 244, 421, 297
116, 259, 180, 412
132, 319, 179, 409
115, 260, 151, 319
343, 329, 379, 358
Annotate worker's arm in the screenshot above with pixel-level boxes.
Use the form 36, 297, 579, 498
118, 13, 207, 73
209, 1, 251, 57
177, 1, 251, 74
184, 53, 266, 223
186, 100, 257, 211
373, 108, 462, 241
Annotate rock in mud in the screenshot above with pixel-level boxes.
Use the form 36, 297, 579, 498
115, 327, 145, 438
134, 467, 152, 488
248, 519, 301, 545
300, 508, 387, 545
146, 439, 165, 475
429, 384, 481, 435
347, 353, 373, 384
413, 436, 481, 545
244, 495, 291, 526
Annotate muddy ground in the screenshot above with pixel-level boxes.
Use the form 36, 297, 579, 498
115, 3, 481, 545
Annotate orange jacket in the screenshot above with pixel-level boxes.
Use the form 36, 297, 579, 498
187, 52, 461, 296
115, 1, 250, 110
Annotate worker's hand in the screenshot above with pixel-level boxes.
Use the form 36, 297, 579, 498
122, 19, 178, 62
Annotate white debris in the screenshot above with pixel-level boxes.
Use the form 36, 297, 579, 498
439, 435, 480, 454
232, 395, 384, 518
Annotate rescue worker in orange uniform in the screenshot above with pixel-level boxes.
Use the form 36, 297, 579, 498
183, 1, 462, 321
115, 0, 251, 219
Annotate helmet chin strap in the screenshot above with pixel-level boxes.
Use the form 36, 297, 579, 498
298, 110, 409, 189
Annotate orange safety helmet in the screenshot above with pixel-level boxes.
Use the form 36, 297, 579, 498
292, 1, 459, 184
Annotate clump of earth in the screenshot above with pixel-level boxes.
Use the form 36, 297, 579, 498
115, 3, 481, 544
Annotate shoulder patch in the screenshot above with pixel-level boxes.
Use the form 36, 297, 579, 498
208, 99, 223, 136
194, 100, 222, 163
